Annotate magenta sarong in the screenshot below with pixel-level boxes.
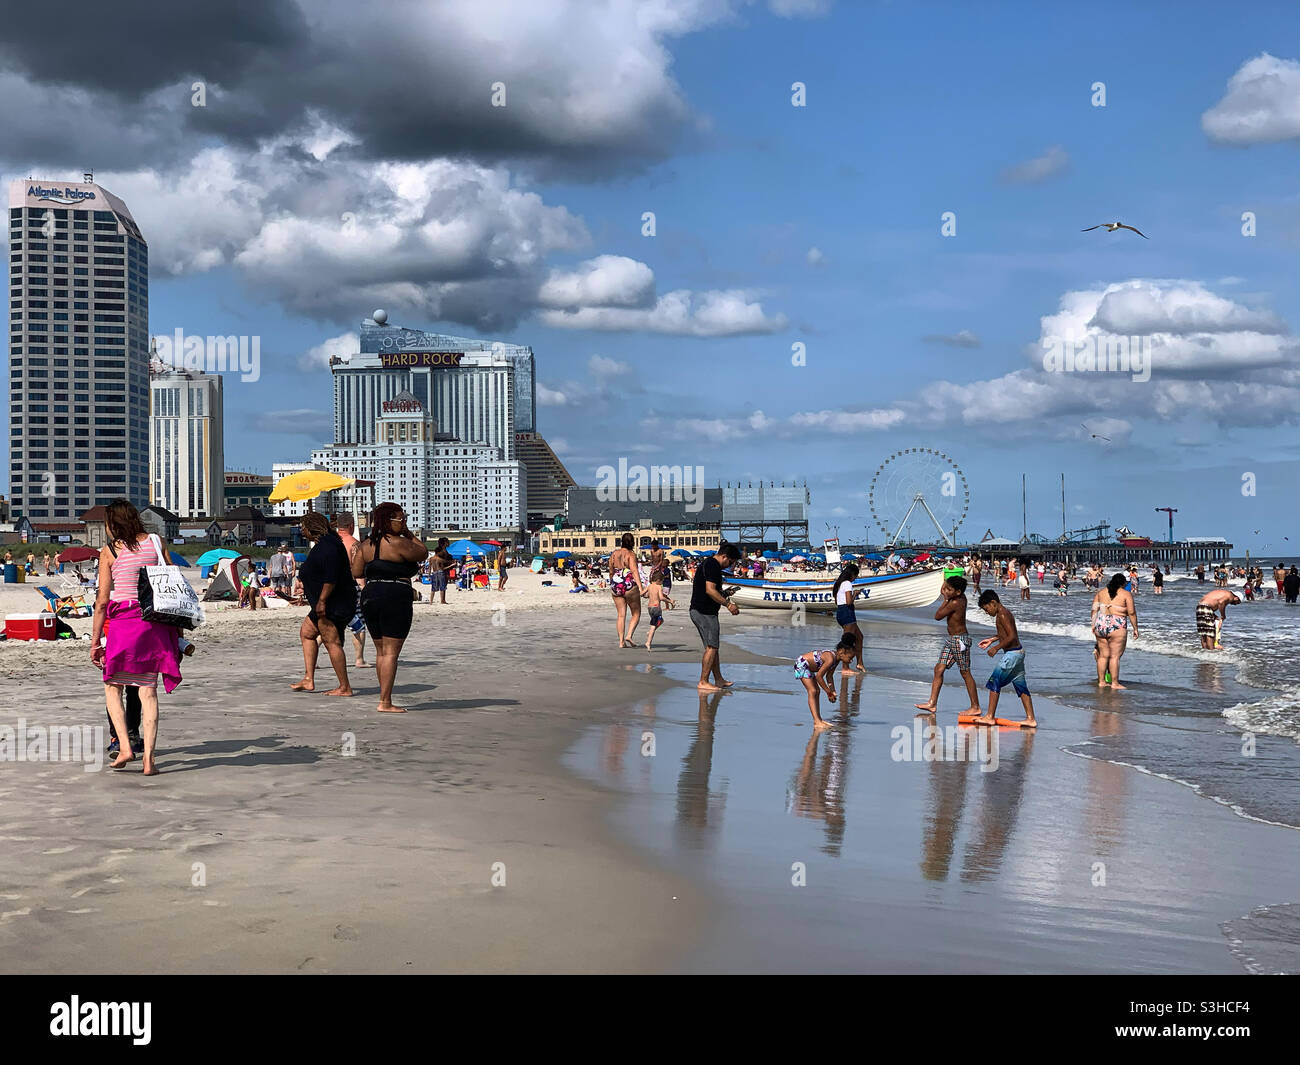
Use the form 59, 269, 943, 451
103, 600, 183, 693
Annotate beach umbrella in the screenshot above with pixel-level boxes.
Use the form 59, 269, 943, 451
168, 551, 192, 567
553, 550, 572, 559
480, 539, 504, 547
915, 552, 932, 562
448, 540, 488, 558
789, 554, 807, 562
268, 469, 354, 504
762, 550, 779, 559
56, 546, 98, 563
196, 547, 243, 567
865, 552, 885, 561
670, 549, 692, 557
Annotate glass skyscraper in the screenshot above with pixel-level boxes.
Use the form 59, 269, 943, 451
8, 176, 149, 520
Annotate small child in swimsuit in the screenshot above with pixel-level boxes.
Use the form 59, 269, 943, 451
973, 591, 1036, 728
794, 633, 856, 731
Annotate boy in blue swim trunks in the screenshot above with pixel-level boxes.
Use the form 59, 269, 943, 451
973, 591, 1037, 728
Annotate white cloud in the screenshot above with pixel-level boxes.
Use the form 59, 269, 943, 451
299, 331, 360, 370
588, 355, 633, 379
538, 255, 655, 309
537, 383, 572, 406
999, 144, 1069, 184
806, 246, 825, 266
1202, 54, 1300, 145
789, 409, 906, 433
541, 289, 786, 336
1088, 281, 1284, 336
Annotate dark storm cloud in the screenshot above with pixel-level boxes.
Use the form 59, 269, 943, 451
0, 0, 697, 175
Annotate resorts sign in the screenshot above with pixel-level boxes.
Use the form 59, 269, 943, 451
379, 352, 464, 368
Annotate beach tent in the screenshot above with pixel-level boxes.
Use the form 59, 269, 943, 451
202, 555, 251, 601
197, 547, 242, 567
530, 558, 544, 573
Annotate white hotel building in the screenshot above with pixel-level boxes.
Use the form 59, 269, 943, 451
311, 392, 524, 534
148, 364, 224, 518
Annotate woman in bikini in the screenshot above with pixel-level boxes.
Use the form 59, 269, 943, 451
608, 532, 646, 648
1090, 572, 1138, 690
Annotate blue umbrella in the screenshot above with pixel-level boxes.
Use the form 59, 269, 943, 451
865, 552, 885, 561
671, 549, 692, 557
762, 550, 779, 559
449, 540, 488, 558
553, 550, 572, 559
196, 548, 242, 566
168, 551, 192, 567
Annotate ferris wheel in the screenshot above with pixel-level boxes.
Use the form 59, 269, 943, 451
868, 448, 969, 548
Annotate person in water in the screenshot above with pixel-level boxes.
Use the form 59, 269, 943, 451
973, 591, 1036, 728
1196, 587, 1240, 649
1090, 572, 1138, 689
794, 633, 857, 731
914, 575, 980, 715
351, 502, 429, 713
830, 563, 866, 673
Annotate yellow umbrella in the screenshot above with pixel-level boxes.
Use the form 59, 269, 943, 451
268, 470, 355, 504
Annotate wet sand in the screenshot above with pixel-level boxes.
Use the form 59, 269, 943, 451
566, 617, 1300, 974
0, 601, 769, 974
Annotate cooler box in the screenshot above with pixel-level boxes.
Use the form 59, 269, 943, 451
2, 563, 16, 583
6, 612, 57, 641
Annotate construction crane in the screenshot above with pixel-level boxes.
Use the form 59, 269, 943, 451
1155, 507, 1177, 546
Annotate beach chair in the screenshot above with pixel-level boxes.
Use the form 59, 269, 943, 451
34, 585, 93, 618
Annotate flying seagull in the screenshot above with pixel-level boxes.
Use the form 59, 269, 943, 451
1082, 221, 1148, 238
1080, 423, 1111, 442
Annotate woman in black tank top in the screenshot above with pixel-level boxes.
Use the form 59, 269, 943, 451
351, 503, 430, 713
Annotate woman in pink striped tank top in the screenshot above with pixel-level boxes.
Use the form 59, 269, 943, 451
90, 499, 183, 775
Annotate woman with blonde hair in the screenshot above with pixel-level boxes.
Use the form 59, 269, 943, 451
90, 499, 184, 775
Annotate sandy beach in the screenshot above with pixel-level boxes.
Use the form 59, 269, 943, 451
0, 573, 749, 973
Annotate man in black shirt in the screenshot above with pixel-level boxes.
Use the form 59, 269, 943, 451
690, 542, 741, 691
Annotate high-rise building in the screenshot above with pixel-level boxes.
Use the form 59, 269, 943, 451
328, 316, 536, 456
149, 364, 224, 518
8, 175, 150, 520
515, 431, 576, 526
312, 391, 525, 533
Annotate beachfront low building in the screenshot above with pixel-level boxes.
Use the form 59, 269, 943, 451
536, 524, 722, 556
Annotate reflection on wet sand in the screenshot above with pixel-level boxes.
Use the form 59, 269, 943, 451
960, 728, 1034, 882
1082, 710, 1129, 854
785, 672, 864, 856
674, 690, 729, 847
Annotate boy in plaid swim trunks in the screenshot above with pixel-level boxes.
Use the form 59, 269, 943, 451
914, 576, 982, 715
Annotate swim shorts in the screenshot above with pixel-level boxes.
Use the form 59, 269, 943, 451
649, 606, 663, 628
1195, 604, 1217, 637
986, 649, 1029, 695
431, 570, 448, 592
937, 634, 971, 672
690, 608, 720, 649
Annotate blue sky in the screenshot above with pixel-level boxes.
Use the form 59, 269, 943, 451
4, 0, 1298, 550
